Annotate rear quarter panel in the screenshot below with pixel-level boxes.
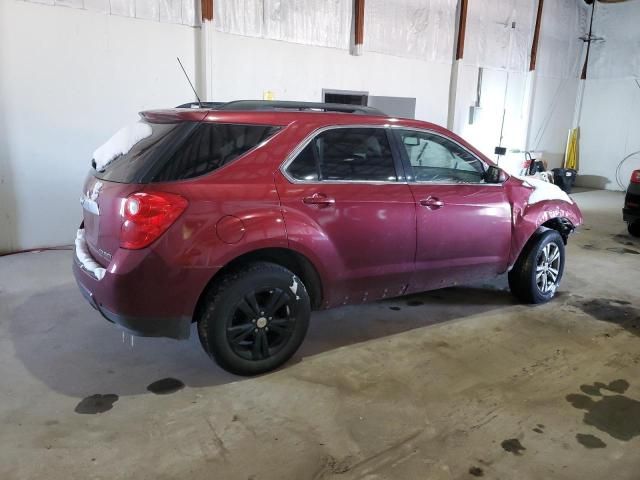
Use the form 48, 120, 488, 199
143, 137, 294, 318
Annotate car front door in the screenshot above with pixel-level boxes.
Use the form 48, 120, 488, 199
392, 128, 512, 294
276, 126, 416, 307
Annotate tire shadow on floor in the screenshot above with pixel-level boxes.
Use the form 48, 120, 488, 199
6, 278, 519, 397
6, 283, 237, 397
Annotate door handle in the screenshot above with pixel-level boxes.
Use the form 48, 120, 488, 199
303, 193, 335, 207
419, 197, 444, 210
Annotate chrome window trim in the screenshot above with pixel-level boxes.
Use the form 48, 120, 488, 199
279, 124, 508, 187
390, 126, 508, 187
280, 125, 404, 185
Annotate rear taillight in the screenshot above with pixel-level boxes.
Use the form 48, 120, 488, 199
120, 192, 188, 249
631, 170, 640, 184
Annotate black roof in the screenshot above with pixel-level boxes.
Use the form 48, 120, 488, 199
177, 100, 386, 116
175, 101, 225, 109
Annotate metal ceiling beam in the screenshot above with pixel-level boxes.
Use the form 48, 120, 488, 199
529, 0, 544, 71
455, 0, 468, 60
201, 0, 213, 21
353, 0, 365, 55
581, 0, 596, 80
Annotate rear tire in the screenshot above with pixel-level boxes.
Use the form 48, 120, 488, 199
508, 230, 565, 304
197, 262, 310, 376
628, 221, 640, 238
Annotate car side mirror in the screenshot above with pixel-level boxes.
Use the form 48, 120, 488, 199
484, 165, 506, 184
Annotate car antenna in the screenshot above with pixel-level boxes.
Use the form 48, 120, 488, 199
176, 56, 202, 107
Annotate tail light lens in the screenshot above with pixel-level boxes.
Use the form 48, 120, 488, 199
120, 192, 188, 249
631, 170, 640, 184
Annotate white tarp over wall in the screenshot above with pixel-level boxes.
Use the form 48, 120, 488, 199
214, 0, 352, 49
462, 0, 585, 76
20, 0, 199, 26
587, 0, 640, 79
265, 0, 351, 49
363, 0, 456, 63
214, 0, 264, 37
213, 0, 458, 59
464, 0, 535, 72
458, 0, 586, 167
536, 0, 587, 79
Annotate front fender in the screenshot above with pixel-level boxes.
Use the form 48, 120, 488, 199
506, 179, 583, 267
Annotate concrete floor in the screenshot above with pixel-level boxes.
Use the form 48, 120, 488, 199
1, 189, 639, 480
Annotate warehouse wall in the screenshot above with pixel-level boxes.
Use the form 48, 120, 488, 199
527, 76, 580, 170
577, 0, 640, 191
448, 0, 585, 170
579, 79, 640, 190
209, 0, 455, 125
0, 0, 592, 252
0, 1, 198, 253
209, 31, 451, 126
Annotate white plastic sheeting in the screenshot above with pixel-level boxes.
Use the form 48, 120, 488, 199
21, 0, 199, 26
214, 0, 352, 49
463, 0, 534, 72
213, 0, 458, 59
536, 0, 587, 79
265, 0, 351, 49
54, 0, 84, 7
110, 0, 135, 16
82, 0, 109, 14
587, 1, 640, 80
210, 0, 584, 73
363, 0, 456, 63
214, 0, 264, 37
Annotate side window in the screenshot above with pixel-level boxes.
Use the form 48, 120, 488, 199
286, 128, 397, 182
398, 130, 485, 183
287, 143, 318, 181
151, 123, 280, 182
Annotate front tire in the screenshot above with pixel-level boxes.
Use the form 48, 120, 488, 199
508, 230, 565, 304
628, 221, 640, 238
197, 262, 311, 376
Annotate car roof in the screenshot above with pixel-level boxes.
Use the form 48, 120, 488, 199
177, 100, 386, 116
141, 107, 444, 133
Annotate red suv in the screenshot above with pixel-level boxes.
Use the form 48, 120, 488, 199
74, 100, 583, 375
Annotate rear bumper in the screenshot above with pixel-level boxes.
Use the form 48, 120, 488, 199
72, 231, 194, 340
75, 276, 190, 339
623, 208, 640, 224
624, 189, 640, 223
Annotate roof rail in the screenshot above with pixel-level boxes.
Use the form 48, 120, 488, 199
176, 101, 225, 109
216, 100, 387, 116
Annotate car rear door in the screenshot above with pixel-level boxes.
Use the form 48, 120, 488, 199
391, 128, 512, 293
276, 126, 416, 307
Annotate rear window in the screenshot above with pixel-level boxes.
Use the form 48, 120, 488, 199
94, 122, 280, 183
